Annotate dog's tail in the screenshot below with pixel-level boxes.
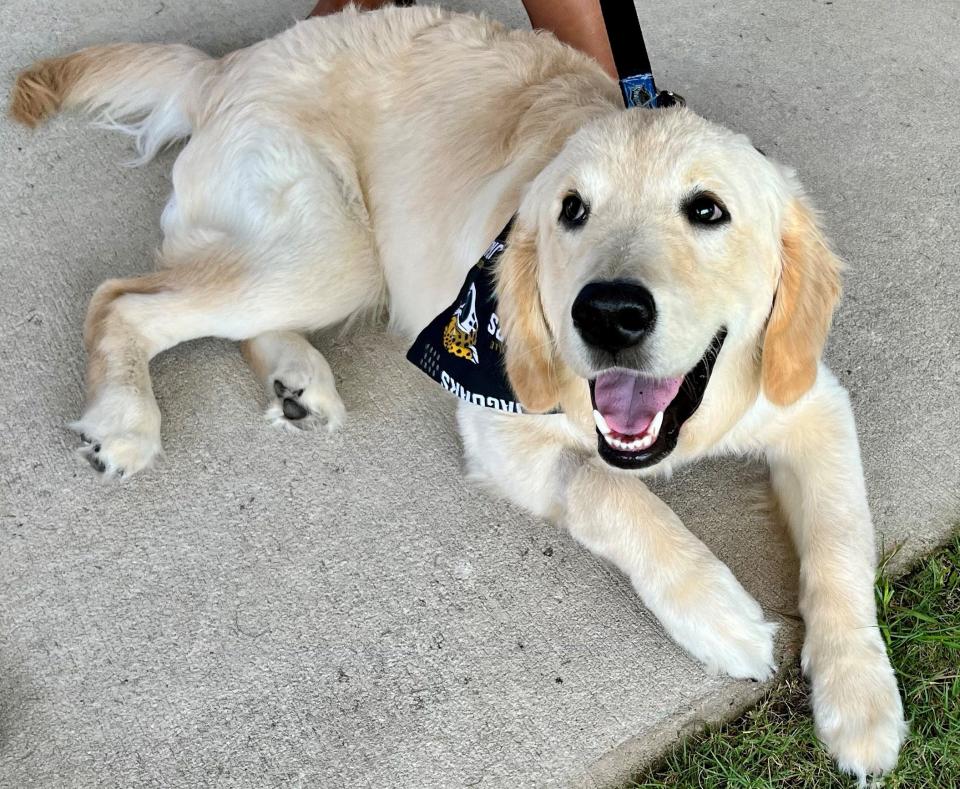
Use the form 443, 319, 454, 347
10, 43, 214, 162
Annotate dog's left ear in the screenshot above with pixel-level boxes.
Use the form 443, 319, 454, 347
496, 222, 561, 413
762, 197, 843, 406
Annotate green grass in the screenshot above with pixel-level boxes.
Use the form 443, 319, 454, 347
632, 535, 960, 788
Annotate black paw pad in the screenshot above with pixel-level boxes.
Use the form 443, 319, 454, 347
273, 379, 310, 420
282, 398, 308, 420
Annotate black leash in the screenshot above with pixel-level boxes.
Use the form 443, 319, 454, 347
597, 0, 682, 108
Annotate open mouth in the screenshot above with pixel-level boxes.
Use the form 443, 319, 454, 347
589, 330, 727, 469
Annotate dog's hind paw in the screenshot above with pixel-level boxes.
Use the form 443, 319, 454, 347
266, 377, 345, 433
72, 425, 161, 480
70, 395, 162, 480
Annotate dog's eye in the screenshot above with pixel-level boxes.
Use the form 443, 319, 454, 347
560, 192, 589, 228
684, 194, 730, 227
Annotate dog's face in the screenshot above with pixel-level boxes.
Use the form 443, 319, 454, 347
497, 108, 841, 469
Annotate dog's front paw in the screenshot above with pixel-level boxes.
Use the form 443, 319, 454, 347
266, 376, 345, 433
807, 636, 907, 783
71, 398, 162, 479
647, 563, 778, 681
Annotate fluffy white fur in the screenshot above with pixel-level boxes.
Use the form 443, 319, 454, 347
11, 6, 905, 781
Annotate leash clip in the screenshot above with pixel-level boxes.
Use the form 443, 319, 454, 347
620, 74, 686, 110
619, 73, 658, 108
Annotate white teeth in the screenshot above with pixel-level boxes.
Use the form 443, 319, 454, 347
593, 410, 612, 435
597, 409, 665, 454
602, 432, 655, 452
649, 410, 664, 440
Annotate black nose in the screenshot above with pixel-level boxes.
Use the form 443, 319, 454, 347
571, 280, 656, 353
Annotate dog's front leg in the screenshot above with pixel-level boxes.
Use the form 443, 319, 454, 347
564, 459, 778, 680
459, 406, 777, 680
763, 371, 907, 780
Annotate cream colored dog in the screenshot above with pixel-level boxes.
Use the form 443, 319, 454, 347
10, 5, 905, 780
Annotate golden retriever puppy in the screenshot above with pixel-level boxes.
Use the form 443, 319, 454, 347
10, 5, 905, 780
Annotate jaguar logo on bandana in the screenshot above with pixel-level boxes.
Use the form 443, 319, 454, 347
406, 221, 527, 414
442, 282, 481, 364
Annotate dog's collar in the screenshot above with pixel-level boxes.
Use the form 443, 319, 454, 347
407, 217, 551, 415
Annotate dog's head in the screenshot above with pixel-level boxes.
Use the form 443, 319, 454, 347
496, 107, 841, 469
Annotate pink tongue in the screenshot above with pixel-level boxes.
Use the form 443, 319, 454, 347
594, 371, 683, 436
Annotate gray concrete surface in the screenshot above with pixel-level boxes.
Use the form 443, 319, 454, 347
1, 1, 957, 786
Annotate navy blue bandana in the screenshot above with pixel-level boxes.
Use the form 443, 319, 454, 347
406, 220, 529, 414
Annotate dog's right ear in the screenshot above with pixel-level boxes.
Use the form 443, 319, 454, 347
496, 222, 562, 413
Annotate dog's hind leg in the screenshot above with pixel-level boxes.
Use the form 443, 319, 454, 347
241, 331, 346, 432
77, 251, 257, 478
75, 237, 374, 478
75, 272, 169, 479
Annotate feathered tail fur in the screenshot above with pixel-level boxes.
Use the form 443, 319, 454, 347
10, 43, 214, 162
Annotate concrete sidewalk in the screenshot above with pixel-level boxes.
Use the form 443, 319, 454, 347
1, 1, 957, 786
